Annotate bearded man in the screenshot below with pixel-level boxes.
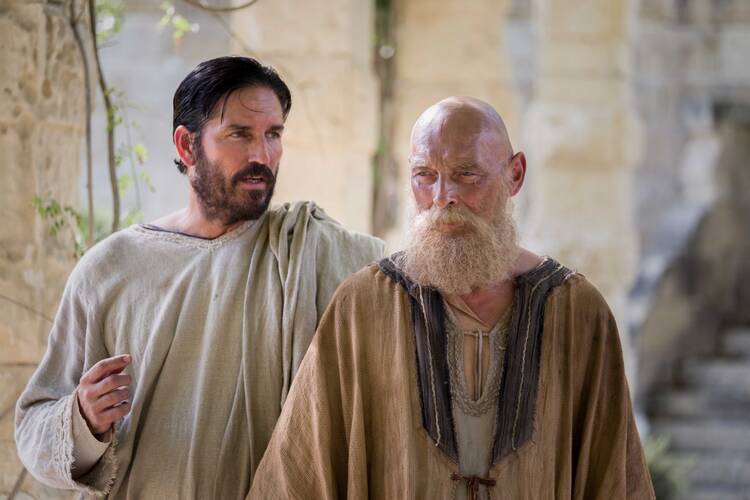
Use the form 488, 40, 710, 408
15, 56, 383, 498
249, 97, 655, 499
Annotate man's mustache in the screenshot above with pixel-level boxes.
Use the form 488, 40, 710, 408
417, 205, 477, 228
231, 164, 276, 186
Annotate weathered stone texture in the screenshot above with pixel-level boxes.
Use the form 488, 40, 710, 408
0, 3, 83, 497
525, 0, 641, 382
231, 0, 378, 234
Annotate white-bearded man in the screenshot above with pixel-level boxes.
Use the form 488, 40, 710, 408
249, 96, 655, 500
15, 56, 384, 498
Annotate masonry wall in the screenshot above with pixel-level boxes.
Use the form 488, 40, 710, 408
0, 2, 83, 497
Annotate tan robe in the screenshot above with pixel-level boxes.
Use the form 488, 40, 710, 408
15, 202, 384, 499
249, 262, 655, 500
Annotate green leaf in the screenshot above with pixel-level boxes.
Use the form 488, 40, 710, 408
133, 143, 149, 164
122, 208, 144, 226
118, 173, 133, 195
32, 192, 86, 257
95, 0, 125, 45
138, 171, 156, 193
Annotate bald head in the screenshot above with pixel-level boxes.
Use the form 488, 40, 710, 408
408, 95, 526, 222
404, 97, 522, 293
410, 96, 513, 162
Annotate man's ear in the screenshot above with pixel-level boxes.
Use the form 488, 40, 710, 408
507, 151, 527, 196
174, 125, 197, 169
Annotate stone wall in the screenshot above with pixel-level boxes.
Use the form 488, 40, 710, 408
523, 0, 642, 383
0, 2, 83, 497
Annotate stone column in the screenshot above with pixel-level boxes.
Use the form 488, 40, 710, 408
230, 0, 378, 234
386, 0, 520, 247
524, 0, 641, 384
0, 2, 84, 497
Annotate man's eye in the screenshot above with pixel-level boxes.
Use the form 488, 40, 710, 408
229, 131, 245, 138
266, 131, 281, 139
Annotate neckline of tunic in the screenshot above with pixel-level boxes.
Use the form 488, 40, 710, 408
130, 218, 259, 250
444, 303, 512, 416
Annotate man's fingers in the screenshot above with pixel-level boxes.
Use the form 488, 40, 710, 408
93, 373, 132, 397
86, 400, 131, 435
76, 355, 132, 434
81, 354, 131, 384
93, 387, 130, 411
99, 401, 131, 423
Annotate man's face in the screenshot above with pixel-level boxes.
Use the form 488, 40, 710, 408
408, 111, 510, 230
403, 105, 520, 294
190, 86, 284, 224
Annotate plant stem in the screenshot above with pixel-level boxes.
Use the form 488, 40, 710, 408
88, 0, 120, 233
69, 0, 95, 247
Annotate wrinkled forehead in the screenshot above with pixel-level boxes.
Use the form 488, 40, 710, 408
409, 103, 506, 164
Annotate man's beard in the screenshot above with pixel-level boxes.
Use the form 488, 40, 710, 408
403, 199, 520, 295
190, 146, 276, 226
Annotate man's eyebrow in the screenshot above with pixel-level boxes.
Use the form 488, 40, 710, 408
224, 124, 251, 131
223, 124, 285, 132
452, 159, 482, 169
408, 155, 428, 166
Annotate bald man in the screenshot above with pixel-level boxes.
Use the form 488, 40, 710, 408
249, 97, 655, 499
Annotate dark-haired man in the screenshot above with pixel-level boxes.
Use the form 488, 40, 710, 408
15, 56, 383, 498
250, 97, 654, 499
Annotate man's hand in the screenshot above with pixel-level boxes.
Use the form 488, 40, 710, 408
76, 354, 132, 436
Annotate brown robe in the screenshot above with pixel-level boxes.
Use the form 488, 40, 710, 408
249, 257, 655, 500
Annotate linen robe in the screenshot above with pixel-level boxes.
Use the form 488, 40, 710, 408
249, 258, 655, 500
15, 201, 384, 499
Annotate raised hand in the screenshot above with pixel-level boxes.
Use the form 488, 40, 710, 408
76, 354, 132, 436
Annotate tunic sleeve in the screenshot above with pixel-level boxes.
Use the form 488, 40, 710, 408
249, 280, 369, 500
14, 271, 118, 496
71, 392, 112, 478
569, 282, 655, 500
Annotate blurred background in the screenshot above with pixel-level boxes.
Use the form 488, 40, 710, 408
1, 0, 749, 498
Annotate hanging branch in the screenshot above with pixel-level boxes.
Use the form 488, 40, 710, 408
68, 0, 95, 246
87, 0, 120, 233
0, 292, 54, 324
181, 0, 259, 13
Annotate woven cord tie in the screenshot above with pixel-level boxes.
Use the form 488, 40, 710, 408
450, 473, 496, 500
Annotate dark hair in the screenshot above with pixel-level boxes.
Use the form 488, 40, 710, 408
172, 56, 292, 173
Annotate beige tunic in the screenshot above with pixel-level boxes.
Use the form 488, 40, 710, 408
15, 201, 384, 499
444, 299, 511, 500
249, 263, 655, 500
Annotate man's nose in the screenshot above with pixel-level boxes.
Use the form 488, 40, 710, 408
248, 138, 271, 165
433, 176, 458, 209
